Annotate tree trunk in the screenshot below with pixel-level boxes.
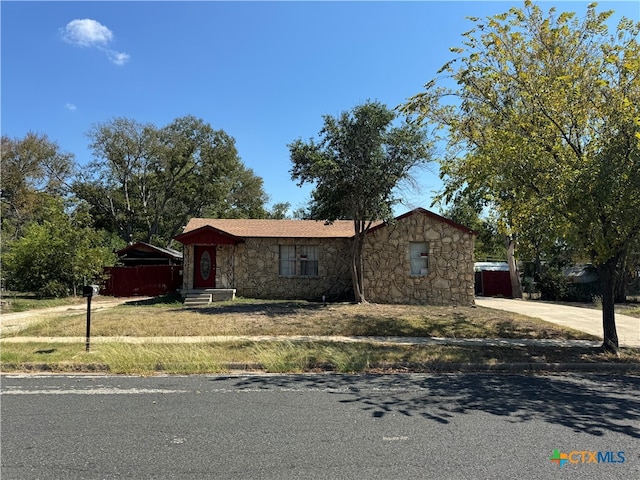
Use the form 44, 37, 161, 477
351, 229, 367, 303
505, 235, 523, 298
614, 251, 629, 303
598, 256, 620, 354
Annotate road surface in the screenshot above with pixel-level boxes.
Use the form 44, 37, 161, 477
2, 373, 639, 479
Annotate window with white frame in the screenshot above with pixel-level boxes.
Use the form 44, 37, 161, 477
410, 242, 429, 275
279, 245, 319, 276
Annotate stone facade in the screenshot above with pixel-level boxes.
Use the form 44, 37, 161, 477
182, 245, 195, 290
178, 209, 475, 305
234, 237, 352, 300
183, 238, 353, 300
362, 212, 475, 305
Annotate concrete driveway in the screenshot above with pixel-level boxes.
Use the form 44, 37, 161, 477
475, 297, 640, 348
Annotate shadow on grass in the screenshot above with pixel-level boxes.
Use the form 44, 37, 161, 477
184, 300, 328, 317
221, 373, 640, 439
346, 314, 433, 336
344, 311, 568, 339
120, 294, 183, 306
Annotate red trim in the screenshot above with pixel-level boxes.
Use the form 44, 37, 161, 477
174, 225, 243, 246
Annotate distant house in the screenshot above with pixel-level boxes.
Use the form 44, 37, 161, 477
474, 262, 513, 297
102, 242, 183, 297
114, 242, 183, 267
174, 208, 476, 306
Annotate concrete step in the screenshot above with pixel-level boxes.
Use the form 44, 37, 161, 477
182, 289, 236, 306
183, 293, 212, 306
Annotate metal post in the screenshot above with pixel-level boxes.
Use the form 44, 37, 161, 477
86, 294, 92, 352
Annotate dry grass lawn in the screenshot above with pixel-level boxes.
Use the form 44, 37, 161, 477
6, 298, 598, 340
1, 341, 638, 375
3, 298, 639, 374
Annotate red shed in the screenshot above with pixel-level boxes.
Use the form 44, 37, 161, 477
102, 243, 183, 297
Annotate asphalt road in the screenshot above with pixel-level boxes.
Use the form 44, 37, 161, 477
2, 373, 639, 479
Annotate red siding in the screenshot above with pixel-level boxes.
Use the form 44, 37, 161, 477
477, 271, 513, 297
102, 265, 183, 297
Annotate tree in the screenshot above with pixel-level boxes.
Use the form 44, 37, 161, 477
1, 133, 75, 240
75, 116, 268, 246
440, 199, 505, 261
403, 1, 640, 352
2, 196, 118, 296
289, 100, 431, 303
266, 202, 292, 219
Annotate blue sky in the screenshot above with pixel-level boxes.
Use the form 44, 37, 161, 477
2, 1, 638, 216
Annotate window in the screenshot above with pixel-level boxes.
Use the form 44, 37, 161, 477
410, 242, 429, 275
299, 245, 318, 276
279, 245, 319, 276
279, 245, 296, 276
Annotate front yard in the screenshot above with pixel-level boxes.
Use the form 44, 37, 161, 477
2, 298, 598, 339
1, 297, 638, 374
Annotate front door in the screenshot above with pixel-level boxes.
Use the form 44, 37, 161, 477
194, 246, 216, 288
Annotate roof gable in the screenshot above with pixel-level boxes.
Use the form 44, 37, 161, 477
367, 208, 476, 236
174, 225, 244, 246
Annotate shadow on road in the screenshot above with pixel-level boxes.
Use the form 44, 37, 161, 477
218, 373, 640, 439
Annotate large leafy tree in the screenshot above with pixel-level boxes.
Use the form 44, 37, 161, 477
2, 196, 118, 296
289, 100, 431, 303
75, 116, 269, 246
1, 132, 75, 240
403, 1, 640, 352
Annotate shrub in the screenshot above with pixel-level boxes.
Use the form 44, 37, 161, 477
537, 270, 569, 301
37, 280, 69, 299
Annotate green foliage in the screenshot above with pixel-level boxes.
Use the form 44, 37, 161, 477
289, 100, 432, 301
440, 200, 505, 261
1, 133, 75, 241
0, 294, 86, 313
537, 270, 570, 301
37, 280, 70, 299
266, 202, 291, 219
75, 116, 269, 246
2, 196, 117, 294
290, 101, 430, 223
402, 2, 640, 350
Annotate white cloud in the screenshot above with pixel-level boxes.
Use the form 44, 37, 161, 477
60, 18, 130, 66
108, 51, 130, 66
65, 103, 77, 111
61, 19, 112, 47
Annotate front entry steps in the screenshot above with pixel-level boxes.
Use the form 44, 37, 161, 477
182, 289, 236, 306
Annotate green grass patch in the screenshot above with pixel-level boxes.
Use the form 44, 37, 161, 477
2, 341, 638, 375
618, 306, 640, 318
0, 293, 86, 313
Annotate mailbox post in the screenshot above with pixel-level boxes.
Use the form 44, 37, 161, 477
83, 285, 99, 352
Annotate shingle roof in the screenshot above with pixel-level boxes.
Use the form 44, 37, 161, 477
180, 208, 475, 240
182, 218, 359, 238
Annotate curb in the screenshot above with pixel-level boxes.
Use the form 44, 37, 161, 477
0, 336, 607, 347
2, 361, 638, 375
